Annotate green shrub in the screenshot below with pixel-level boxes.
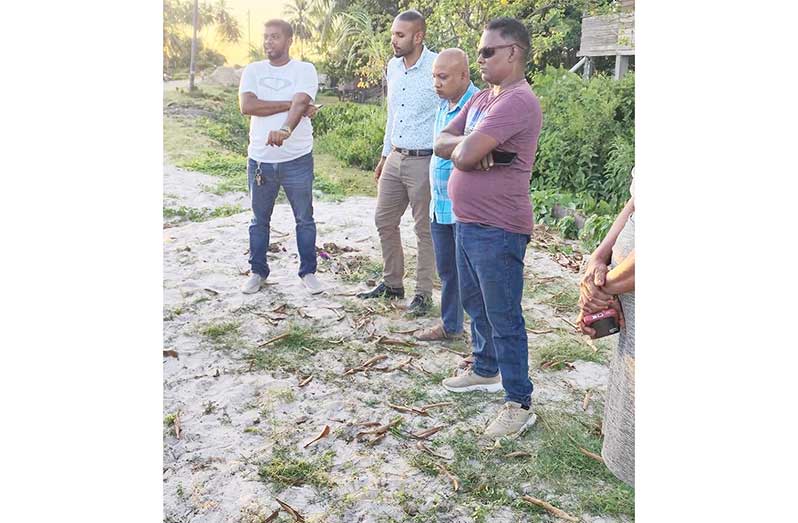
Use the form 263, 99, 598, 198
197, 91, 250, 155
314, 103, 386, 171
527, 67, 634, 249
531, 66, 634, 210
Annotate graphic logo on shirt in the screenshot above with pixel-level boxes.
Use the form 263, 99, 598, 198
259, 77, 292, 91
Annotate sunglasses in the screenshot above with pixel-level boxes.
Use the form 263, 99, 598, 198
478, 43, 526, 59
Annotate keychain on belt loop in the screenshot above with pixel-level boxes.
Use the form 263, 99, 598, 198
255, 162, 263, 186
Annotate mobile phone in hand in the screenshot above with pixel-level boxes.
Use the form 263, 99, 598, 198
583, 309, 620, 338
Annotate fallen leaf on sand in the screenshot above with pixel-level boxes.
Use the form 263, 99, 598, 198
437, 463, 460, 492
582, 390, 592, 411
303, 425, 331, 449
416, 441, 453, 460
263, 508, 281, 522
275, 498, 305, 523
174, 411, 181, 439
410, 426, 444, 440
298, 375, 313, 387
163, 350, 179, 359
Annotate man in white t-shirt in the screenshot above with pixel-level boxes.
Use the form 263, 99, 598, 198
238, 19, 324, 294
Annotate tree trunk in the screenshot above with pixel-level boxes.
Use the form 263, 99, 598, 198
189, 0, 199, 91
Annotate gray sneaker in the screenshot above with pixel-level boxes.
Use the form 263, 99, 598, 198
301, 273, 324, 294
483, 401, 537, 440
241, 273, 267, 294
441, 368, 502, 393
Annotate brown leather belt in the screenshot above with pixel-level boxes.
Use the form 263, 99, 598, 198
393, 147, 433, 157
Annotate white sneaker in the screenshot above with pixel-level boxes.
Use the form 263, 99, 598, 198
241, 273, 267, 294
301, 273, 324, 294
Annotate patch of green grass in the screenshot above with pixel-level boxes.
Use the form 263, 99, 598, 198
163, 116, 218, 164
409, 413, 634, 520
258, 445, 335, 489
545, 286, 580, 315
272, 388, 297, 403
163, 306, 184, 321
535, 409, 635, 517
163, 204, 245, 222
314, 152, 376, 198
387, 384, 432, 406
534, 337, 607, 369
199, 321, 240, 349
180, 150, 246, 177
164, 413, 177, 426
245, 324, 339, 377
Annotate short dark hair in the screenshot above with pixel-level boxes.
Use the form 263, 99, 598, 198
264, 19, 293, 39
396, 9, 426, 33
485, 17, 530, 56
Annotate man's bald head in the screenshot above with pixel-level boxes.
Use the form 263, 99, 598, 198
436, 48, 469, 72
432, 48, 471, 102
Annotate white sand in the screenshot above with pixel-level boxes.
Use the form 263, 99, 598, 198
163, 162, 626, 523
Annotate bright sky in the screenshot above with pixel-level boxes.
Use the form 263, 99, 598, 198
210, 0, 289, 66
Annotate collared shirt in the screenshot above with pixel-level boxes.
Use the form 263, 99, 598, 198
429, 82, 478, 224
381, 46, 439, 156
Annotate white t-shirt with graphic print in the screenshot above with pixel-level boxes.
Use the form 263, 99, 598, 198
239, 59, 318, 163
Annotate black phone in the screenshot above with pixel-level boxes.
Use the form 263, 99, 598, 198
492, 150, 517, 166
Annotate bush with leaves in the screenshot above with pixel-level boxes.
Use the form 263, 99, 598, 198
314, 102, 386, 170
531, 67, 634, 209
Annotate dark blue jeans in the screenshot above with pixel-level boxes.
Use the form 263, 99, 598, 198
430, 218, 464, 334
455, 222, 533, 407
247, 153, 317, 278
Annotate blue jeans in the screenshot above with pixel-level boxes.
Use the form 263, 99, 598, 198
455, 222, 533, 407
430, 217, 464, 334
247, 153, 317, 278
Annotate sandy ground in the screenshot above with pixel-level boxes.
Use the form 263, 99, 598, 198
163, 161, 624, 523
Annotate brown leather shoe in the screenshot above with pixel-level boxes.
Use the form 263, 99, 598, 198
415, 323, 450, 341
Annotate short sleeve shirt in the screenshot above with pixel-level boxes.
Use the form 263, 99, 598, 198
239, 59, 318, 163
446, 80, 543, 235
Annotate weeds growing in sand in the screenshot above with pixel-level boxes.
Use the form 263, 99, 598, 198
258, 445, 335, 489
163, 204, 244, 222
534, 337, 607, 369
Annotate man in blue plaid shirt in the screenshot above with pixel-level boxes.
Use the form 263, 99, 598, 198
415, 49, 478, 342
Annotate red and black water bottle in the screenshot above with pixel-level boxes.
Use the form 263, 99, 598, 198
583, 308, 620, 338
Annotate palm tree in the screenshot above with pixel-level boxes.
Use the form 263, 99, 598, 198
162, 0, 241, 84
283, 0, 314, 60
309, 0, 341, 54
339, 9, 391, 92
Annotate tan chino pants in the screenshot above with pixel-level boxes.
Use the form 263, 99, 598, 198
375, 150, 435, 296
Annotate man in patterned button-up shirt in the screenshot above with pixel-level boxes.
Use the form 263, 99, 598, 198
415, 48, 478, 343
357, 10, 439, 318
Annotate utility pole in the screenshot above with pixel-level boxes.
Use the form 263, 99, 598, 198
189, 0, 199, 91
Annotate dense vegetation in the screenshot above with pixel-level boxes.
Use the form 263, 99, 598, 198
313, 67, 634, 250
164, 0, 634, 250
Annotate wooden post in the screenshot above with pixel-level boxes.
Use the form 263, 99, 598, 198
582, 57, 593, 80
569, 56, 587, 73
614, 55, 629, 80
